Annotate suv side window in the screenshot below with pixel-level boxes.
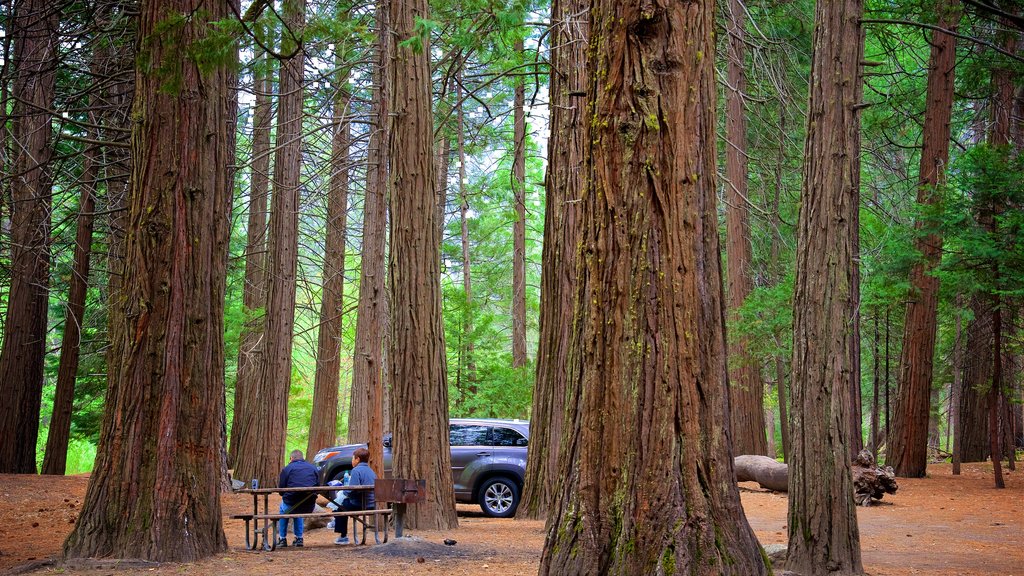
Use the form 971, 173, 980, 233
450, 424, 490, 446
490, 427, 528, 447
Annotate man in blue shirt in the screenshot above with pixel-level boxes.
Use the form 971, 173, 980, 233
334, 447, 377, 545
278, 449, 319, 547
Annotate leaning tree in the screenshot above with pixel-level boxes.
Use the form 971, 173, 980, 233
63, 0, 234, 561
538, 1, 769, 573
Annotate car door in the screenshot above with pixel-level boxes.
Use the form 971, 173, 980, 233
488, 426, 529, 478
449, 424, 491, 498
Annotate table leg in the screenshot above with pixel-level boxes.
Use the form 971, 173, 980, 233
394, 503, 406, 538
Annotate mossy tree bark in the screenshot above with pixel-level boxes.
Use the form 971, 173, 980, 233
538, 1, 768, 574
0, 0, 58, 474
889, 0, 960, 479
518, 0, 586, 521
62, 0, 233, 560
387, 0, 458, 530
785, 0, 866, 573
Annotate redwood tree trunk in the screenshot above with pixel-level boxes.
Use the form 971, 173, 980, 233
888, 0, 959, 478
63, 0, 233, 559
349, 2, 389, 469
957, 305, 993, 463
42, 139, 98, 476
458, 76, 477, 397
229, 53, 272, 470
786, 0, 865, 573
511, 37, 527, 369
518, 0, 587, 521
387, 0, 458, 530
724, 0, 767, 457
307, 56, 351, 459
539, 2, 768, 573
235, 0, 306, 486
0, 0, 58, 474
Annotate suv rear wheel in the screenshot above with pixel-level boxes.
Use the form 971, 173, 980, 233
479, 477, 519, 518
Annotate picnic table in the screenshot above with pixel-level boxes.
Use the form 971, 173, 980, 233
233, 484, 389, 550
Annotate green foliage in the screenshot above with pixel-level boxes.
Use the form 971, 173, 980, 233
937, 144, 1024, 300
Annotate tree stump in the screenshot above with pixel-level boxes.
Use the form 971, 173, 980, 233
851, 449, 899, 506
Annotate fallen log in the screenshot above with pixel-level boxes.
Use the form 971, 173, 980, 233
734, 455, 788, 492
734, 450, 899, 506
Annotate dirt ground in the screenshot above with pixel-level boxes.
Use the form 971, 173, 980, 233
0, 462, 1020, 575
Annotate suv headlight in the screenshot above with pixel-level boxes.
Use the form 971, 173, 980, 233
313, 450, 339, 465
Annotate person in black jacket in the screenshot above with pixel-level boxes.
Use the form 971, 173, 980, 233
277, 449, 319, 547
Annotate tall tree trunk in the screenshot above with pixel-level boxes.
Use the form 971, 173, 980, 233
63, 0, 233, 559
771, 106, 790, 463
307, 56, 351, 459
387, 0, 457, 530
235, 0, 306, 487
957, 304, 993, 463
871, 312, 881, 461
889, 0, 960, 478
539, 2, 768, 574
724, 0, 767, 457
518, 0, 586, 521
349, 2, 389, 470
42, 140, 98, 475
229, 54, 273, 470
102, 0, 134, 363
457, 77, 476, 399
0, 0, 58, 474
511, 38, 528, 369
989, 296, 1005, 488
950, 300, 963, 469
786, 0, 865, 573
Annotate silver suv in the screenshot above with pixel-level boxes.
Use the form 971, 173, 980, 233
312, 418, 530, 517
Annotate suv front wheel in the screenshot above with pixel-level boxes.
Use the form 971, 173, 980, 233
479, 477, 519, 518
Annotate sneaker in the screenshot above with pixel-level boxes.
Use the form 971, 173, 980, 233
326, 519, 335, 529
293, 538, 304, 547
334, 536, 349, 545
276, 538, 288, 548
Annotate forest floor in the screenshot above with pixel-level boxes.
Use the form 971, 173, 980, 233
0, 462, 1020, 575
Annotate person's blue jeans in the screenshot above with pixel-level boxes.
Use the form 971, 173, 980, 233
278, 501, 304, 540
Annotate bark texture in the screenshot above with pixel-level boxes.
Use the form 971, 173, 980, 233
349, 2, 389, 471
786, 0, 865, 573
229, 57, 272, 470
235, 0, 306, 486
511, 37, 528, 369
889, 0, 959, 479
518, 0, 586, 521
0, 0, 58, 474
307, 58, 351, 459
387, 0, 458, 530
955, 307, 992, 463
62, 0, 233, 559
539, 2, 767, 574
724, 0, 768, 457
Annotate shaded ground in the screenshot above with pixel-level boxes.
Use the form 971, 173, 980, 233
1, 462, 1020, 575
